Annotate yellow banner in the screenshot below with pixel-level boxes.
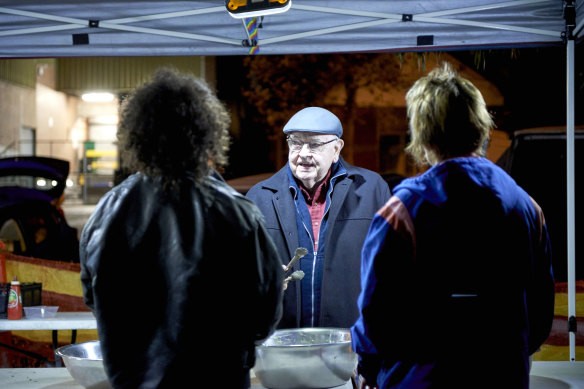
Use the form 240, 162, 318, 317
85, 149, 117, 158
90, 160, 119, 170
5, 259, 83, 297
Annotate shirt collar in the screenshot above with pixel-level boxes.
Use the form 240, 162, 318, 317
298, 168, 332, 205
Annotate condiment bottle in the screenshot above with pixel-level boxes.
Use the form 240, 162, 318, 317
7, 276, 22, 320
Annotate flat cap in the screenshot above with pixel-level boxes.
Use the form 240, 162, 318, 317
283, 107, 342, 138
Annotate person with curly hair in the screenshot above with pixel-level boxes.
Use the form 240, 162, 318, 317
351, 63, 555, 389
80, 68, 283, 389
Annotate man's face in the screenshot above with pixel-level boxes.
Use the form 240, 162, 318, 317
287, 132, 344, 190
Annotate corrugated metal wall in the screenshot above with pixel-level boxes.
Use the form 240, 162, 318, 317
56, 56, 203, 94
0, 59, 54, 89
0, 57, 203, 93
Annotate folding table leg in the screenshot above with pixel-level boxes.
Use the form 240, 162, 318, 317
52, 330, 61, 367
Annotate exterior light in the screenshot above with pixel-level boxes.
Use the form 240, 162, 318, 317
81, 92, 115, 103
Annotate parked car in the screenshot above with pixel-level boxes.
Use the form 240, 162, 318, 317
497, 125, 584, 282
0, 156, 79, 262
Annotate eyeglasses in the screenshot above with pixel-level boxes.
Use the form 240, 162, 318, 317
286, 136, 338, 152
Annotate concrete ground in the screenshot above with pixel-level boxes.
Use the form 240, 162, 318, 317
61, 201, 96, 240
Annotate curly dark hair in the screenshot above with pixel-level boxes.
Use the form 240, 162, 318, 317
117, 67, 230, 187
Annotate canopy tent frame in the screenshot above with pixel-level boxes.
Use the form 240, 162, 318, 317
0, 1, 577, 55
0, 6, 242, 46
565, 0, 577, 361
0, 0, 581, 360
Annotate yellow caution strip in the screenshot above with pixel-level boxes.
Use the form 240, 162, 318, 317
534, 344, 584, 362
3, 253, 83, 297
554, 291, 584, 318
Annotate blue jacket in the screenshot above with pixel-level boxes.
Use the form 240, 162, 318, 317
247, 158, 390, 328
351, 156, 555, 389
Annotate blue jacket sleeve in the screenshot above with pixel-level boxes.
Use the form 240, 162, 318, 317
527, 199, 555, 355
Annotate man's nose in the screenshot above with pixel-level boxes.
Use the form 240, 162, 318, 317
298, 143, 312, 156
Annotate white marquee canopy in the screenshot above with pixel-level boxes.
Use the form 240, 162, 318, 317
0, 0, 582, 360
0, 1, 581, 57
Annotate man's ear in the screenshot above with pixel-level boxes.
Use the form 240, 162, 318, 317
333, 139, 345, 163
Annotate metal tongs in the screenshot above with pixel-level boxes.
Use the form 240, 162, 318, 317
283, 247, 308, 283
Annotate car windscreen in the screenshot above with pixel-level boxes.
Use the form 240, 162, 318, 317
0, 174, 62, 193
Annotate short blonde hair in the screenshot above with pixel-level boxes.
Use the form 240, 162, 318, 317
405, 62, 493, 166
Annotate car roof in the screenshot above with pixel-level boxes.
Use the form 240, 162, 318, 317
0, 156, 69, 201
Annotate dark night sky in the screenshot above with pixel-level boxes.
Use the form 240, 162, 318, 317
215, 45, 584, 281
215, 44, 584, 179
451, 45, 583, 133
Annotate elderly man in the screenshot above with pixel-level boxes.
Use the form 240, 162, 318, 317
247, 107, 390, 329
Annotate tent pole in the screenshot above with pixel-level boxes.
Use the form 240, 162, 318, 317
200, 56, 206, 82
566, 36, 576, 362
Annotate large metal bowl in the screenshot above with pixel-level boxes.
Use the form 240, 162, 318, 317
55, 341, 112, 389
254, 328, 358, 389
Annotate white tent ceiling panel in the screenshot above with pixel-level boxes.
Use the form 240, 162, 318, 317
0, 0, 581, 58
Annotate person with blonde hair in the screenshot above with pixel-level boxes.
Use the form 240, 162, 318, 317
351, 63, 554, 389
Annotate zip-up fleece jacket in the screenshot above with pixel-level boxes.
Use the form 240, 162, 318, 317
351, 156, 555, 389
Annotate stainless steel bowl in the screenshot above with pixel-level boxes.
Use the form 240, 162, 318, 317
254, 328, 358, 389
55, 341, 112, 389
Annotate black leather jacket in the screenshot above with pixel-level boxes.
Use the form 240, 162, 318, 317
80, 172, 283, 389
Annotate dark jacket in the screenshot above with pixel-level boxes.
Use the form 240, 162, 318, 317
246, 158, 390, 328
80, 172, 283, 389
351, 157, 555, 389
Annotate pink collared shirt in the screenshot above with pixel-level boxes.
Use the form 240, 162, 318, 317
299, 168, 332, 251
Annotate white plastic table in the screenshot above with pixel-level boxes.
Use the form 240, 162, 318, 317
0, 368, 352, 389
0, 312, 97, 331
0, 362, 582, 389
0, 312, 97, 366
